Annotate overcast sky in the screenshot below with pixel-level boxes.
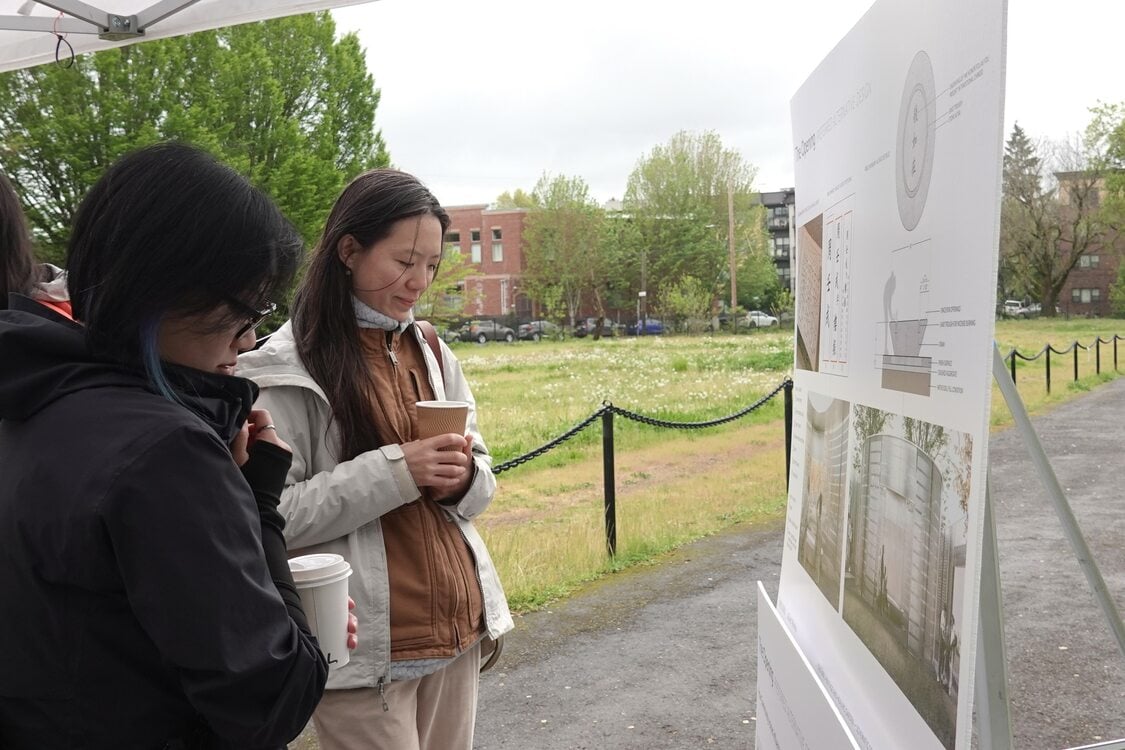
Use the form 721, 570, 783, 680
332, 0, 1124, 207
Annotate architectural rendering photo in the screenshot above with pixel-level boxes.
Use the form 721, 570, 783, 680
842, 405, 971, 749
797, 392, 851, 609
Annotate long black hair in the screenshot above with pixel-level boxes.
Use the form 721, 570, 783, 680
0, 170, 34, 310
293, 169, 450, 460
67, 143, 301, 394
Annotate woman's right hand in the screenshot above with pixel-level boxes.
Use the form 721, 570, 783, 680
246, 408, 291, 453
401, 434, 472, 496
231, 408, 291, 467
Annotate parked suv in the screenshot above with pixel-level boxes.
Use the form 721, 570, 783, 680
1001, 300, 1035, 318
459, 320, 515, 343
574, 317, 622, 338
517, 320, 559, 341
743, 310, 780, 328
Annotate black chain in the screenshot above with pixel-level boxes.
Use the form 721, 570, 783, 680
606, 378, 790, 429
492, 378, 791, 475
1005, 335, 1124, 364
491, 406, 608, 474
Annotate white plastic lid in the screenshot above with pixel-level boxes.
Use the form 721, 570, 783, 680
288, 553, 351, 584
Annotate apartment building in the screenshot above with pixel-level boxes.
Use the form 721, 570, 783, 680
444, 204, 530, 320
759, 187, 796, 292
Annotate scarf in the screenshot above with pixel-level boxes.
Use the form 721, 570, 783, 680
353, 295, 412, 333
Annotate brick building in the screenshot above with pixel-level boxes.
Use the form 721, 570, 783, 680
444, 205, 531, 321
1055, 172, 1120, 317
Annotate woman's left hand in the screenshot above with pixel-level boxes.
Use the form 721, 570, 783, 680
401, 433, 474, 500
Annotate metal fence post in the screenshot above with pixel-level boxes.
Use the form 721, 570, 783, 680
1009, 351, 1016, 386
601, 408, 617, 558
1097, 338, 1102, 375
1074, 343, 1079, 383
784, 379, 794, 492
1116, 336, 1120, 372
1046, 348, 1052, 394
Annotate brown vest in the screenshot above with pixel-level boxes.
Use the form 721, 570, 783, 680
358, 326, 485, 660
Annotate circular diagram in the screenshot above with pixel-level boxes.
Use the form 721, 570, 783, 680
895, 50, 936, 231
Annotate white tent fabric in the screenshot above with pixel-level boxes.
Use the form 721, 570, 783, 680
0, 0, 377, 72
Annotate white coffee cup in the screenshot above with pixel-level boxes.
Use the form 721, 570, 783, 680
288, 553, 353, 670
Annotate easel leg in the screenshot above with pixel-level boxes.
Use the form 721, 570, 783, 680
991, 346, 1125, 658
976, 481, 1013, 750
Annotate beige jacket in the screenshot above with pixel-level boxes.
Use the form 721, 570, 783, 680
237, 321, 513, 690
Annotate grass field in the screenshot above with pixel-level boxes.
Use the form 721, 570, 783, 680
453, 318, 1124, 612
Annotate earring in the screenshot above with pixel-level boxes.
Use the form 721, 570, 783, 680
345, 267, 352, 276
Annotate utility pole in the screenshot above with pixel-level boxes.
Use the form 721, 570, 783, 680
639, 249, 648, 334
728, 181, 737, 311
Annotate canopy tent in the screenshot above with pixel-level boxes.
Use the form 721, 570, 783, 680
0, 0, 377, 72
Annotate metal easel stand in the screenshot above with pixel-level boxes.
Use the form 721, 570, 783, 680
976, 345, 1125, 750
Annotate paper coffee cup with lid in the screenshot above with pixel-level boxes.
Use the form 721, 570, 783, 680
415, 400, 469, 440
288, 553, 353, 670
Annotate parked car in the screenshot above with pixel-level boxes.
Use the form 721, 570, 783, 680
459, 320, 515, 343
743, 310, 780, 328
625, 318, 665, 335
517, 320, 559, 341
574, 317, 622, 338
1001, 299, 1035, 318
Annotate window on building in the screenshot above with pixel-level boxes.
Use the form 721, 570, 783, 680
1091, 255, 1100, 267
491, 227, 503, 262
774, 236, 791, 258
1073, 287, 1101, 304
470, 229, 481, 263
446, 230, 461, 250
1093, 288, 1101, 301
500, 279, 509, 313
1080, 255, 1090, 268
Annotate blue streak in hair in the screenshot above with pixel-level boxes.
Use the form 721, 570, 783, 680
139, 316, 180, 404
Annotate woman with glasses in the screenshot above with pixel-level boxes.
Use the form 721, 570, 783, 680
238, 169, 513, 750
0, 143, 338, 749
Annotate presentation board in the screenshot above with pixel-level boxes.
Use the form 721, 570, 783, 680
758, 0, 1007, 747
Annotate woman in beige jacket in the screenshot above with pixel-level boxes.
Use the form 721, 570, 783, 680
238, 170, 512, 750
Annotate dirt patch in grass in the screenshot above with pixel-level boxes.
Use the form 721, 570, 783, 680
481, 421, 786, 529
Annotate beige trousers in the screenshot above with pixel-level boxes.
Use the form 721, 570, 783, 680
311, 643, 481, 750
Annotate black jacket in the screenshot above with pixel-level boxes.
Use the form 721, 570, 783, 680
0, 297, 328, 748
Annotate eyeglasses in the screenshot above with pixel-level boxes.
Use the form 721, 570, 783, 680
225, 297, 277, 339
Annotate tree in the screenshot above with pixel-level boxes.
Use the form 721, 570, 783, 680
493, 188, 537, 210
851, 405, 889, 473
521, 173, 608, 332
998, 123, 1041, 301
624, 130, 761, 314
415, 247, 480, 326
902, 416, 947, 457
657, 275, 712, 333
999, 122, 1117, 316
736, 239, 782, 312
1110, 260, 1125, 316
0, 12, 389, 267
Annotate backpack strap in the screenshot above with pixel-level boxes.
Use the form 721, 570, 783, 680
415, 320, 445, 387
